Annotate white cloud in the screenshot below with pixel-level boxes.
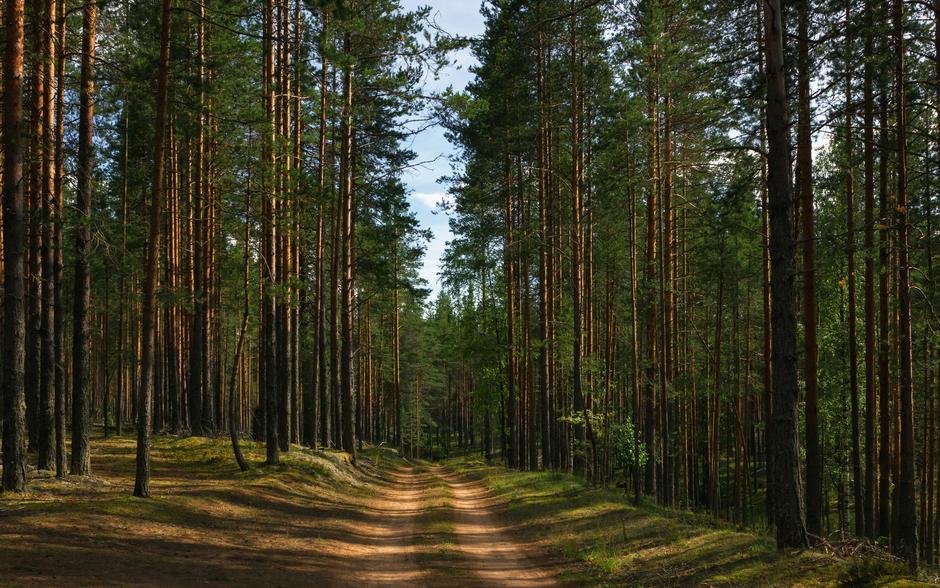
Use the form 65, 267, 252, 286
412, 191, 455, 210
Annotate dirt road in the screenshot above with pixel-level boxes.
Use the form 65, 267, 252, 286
431, 466, 560, 587
0, 438, 562, 587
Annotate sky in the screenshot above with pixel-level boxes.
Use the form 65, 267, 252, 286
399, 0, 485, 297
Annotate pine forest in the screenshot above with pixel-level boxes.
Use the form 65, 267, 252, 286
1, 0, 938, 585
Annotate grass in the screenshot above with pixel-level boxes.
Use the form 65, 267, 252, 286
444, 455, 930, 587
4, 435, 930, 586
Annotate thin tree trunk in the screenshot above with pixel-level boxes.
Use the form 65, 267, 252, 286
52, 0, 66, 477
878, 33, 891, 538
134, 0, 171, 498
797, 0, 821, 539
844, 1, 863, 538
316, 9, 330, 449
70, 0, 96, 477
37, 0, 56, 473
536, 0, 550, 470
189, 0, 206, 437
339, 28, 356, 461
892, 0, 917, 567
570, 8, 589, 479
229, 169, 252, 473
262, 0, 279, 465
643, 37, 659, 494
863, 0, 877, 541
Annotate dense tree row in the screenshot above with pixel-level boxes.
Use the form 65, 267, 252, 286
0, 0, 446, 496
423, 0, 937, 570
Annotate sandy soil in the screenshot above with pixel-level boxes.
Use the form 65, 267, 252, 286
0, 438, 562, 587
431, 466, 561, 587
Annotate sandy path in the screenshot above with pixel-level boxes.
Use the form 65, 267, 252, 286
343, 466, 429, 586
0, 439, 561, 587
429, 466, 561, 587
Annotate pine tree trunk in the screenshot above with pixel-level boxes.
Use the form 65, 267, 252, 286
536, 3, 550, 470
892, 0, 917, 567
643, 66, 658, 496
52, 0, 66, 477
262, 0, 279, 465
134, 0, 171, 497
763, 0, 809, 549
316, 9, 330, 449
189, 0, 206, 437
878, 38, 891, 538
797, 0, 821, 539
844, 2, 863, 538
863, 0, 878, 541
70, 0, 96, 477
2, 0, 28, 493
229, 177, 252, 473
570, 10, 587, 478
37, 0, 56, 473
339, 29, 356, 460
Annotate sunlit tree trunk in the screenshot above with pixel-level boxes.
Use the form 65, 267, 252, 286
2, 0, 28, 493
339, 28, 356, 460
134, 0, 172, 497
71, 0, 97, 477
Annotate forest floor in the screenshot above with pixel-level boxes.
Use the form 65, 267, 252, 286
0, 435, 929, 587
444, 456, 929, 587
0, 435, 562, 587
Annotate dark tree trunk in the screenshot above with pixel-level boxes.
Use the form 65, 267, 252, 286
844, 0, 863, 538
863, 0, 877, 541
37, 0, 56, 473
52, 0, 66, 477
189, 0, 206, 437
763, 0, 808, 549
316, 10, 330, 449
878, 33, 891, 539
262, 0, 279, 466
892, 0, 917, 567
796, 0, 821, 539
